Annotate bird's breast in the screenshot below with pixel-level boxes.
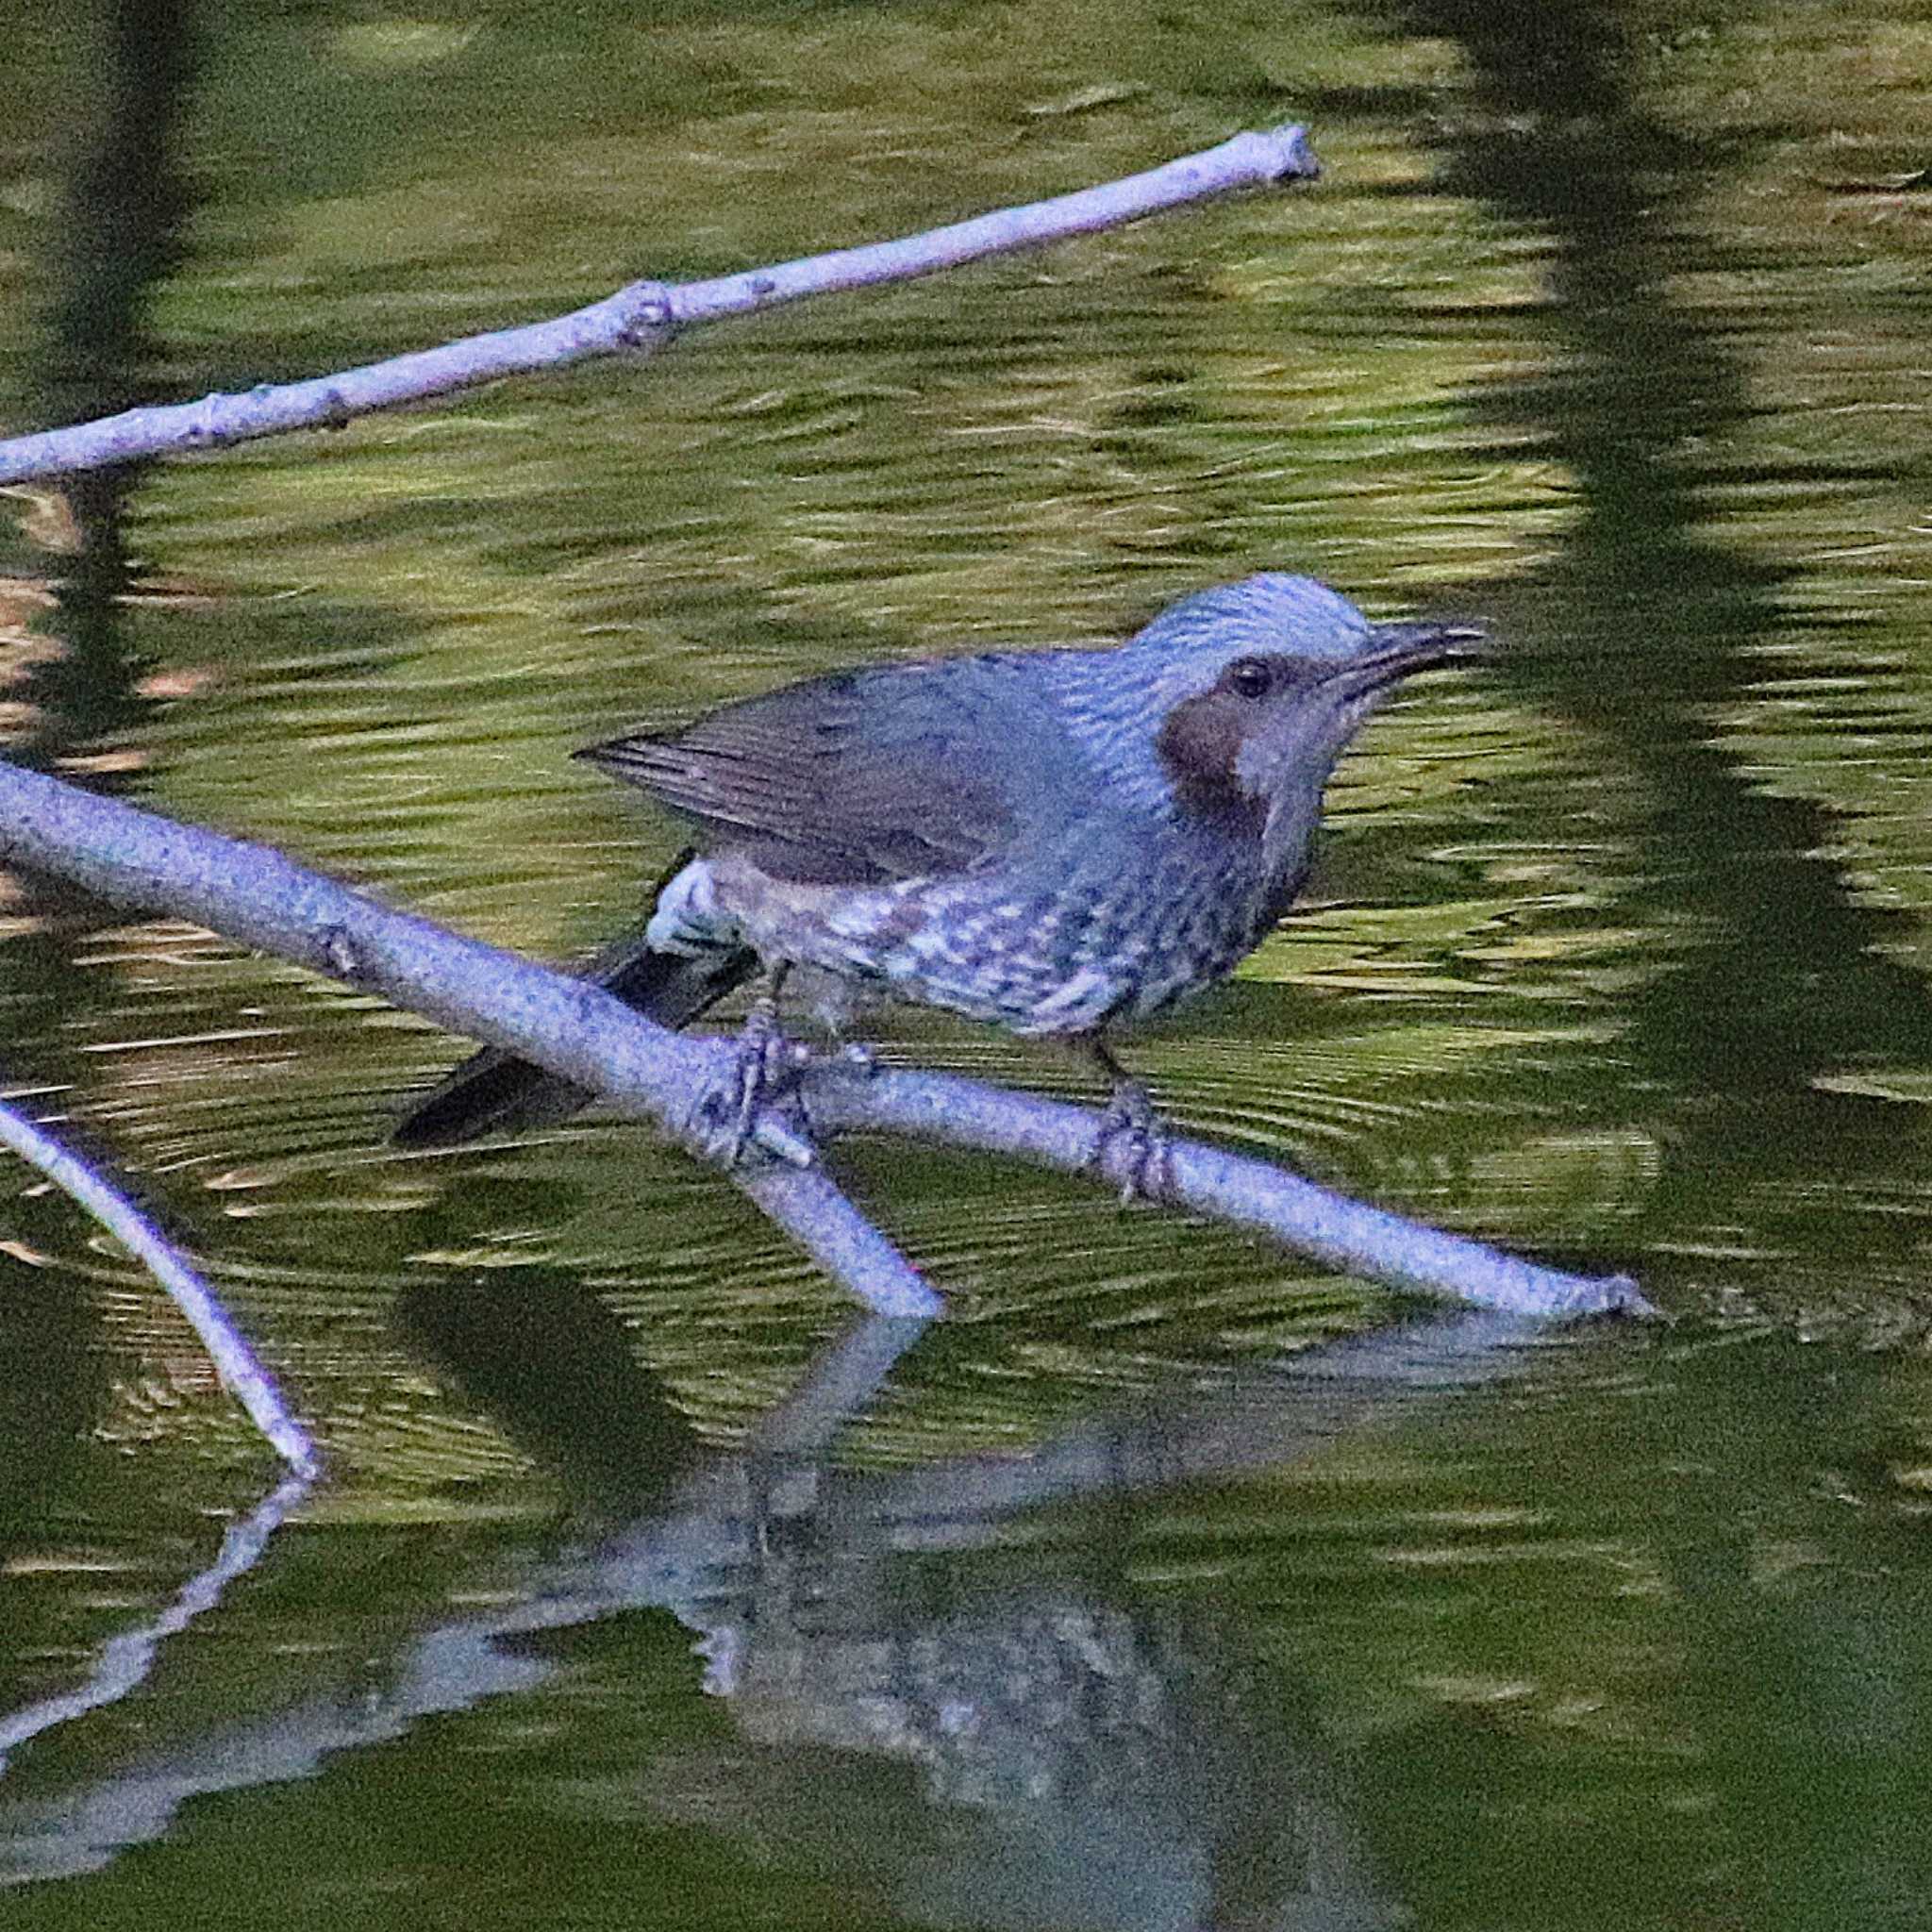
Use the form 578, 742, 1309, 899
698, 827, 1275, 1036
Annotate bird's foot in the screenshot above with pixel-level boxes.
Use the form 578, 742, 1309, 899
1087, 1077, 1174, 1207
693, 1001, 814, 1168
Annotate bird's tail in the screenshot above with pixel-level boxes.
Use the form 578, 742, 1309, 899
391, 873, 758, 1150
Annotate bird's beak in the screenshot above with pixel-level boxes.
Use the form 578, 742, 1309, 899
1322, 620, 1488, 702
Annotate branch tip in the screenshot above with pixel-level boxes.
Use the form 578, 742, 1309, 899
1263, 122, 1322, 183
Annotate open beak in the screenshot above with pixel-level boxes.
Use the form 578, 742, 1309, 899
1322, 620, 1488, 702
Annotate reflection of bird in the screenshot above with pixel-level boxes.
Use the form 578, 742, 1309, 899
395, 574, 1480, 1164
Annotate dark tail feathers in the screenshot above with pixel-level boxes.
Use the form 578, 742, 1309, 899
391, 932, 758, 1150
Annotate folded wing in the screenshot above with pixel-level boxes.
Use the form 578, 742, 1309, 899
578, 656, 1089, 887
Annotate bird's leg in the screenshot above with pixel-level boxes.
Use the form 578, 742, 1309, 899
1075, 1036, 1174, 1206
731, 963, 793, 1159
695, 962, 808, 1166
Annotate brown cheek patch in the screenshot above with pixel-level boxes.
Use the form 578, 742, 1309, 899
1156, 691, 1266, 835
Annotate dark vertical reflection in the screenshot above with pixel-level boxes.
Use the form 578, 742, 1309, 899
2, 0, 201, 951
1323, 8, 1932, 1923
0, 1, 203, 1557
1337, 0, 1932, 1242
1351, 1337, 1932, 1930
22, 0, 199, 763
1642, 1342, 1932, 1927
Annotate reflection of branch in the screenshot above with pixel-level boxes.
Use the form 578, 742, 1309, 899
784, 1308, 1554, 1527
0, 1097, 319, 1474
0, 759, 1649, 1317
0, 1307, 1531, 1899
0, 125, 1320, 485
745, 1313, 934, 1460
0, 1467, 314, 1777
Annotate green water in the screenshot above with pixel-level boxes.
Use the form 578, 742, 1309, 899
3, 1, 1931, 1924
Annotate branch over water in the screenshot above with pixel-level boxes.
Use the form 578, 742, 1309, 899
0, 125, 1320, 483
0, 758, 1650, 1319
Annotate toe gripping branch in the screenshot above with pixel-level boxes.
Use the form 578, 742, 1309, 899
691, 970, 817, 1169
1088, 1077, 1176, 1207
1073, 1037, 1174, 1206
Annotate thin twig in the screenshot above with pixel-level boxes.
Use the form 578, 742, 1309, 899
0, 125, 1318, 485
0, 1097, 321, 1473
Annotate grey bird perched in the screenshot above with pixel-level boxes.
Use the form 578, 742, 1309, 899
395, 574, 1480, 1172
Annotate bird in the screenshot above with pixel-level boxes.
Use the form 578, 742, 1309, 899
393, 573, 1481, 1176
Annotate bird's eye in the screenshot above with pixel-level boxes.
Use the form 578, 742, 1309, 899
1225, 658, 1273, 699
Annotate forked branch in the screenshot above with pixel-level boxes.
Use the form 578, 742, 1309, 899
0, 759, 1649, 1319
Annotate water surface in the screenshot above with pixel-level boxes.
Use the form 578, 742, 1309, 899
2, 2, 1931, 1925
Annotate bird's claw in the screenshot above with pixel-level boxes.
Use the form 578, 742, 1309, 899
694, 1013, 815, 1168
1086, 1080, 1174, 1206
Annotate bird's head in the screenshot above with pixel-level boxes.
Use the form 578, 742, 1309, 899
1117, 573, 1482, 861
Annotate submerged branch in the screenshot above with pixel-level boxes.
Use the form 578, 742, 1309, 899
0, 125, 1319, 485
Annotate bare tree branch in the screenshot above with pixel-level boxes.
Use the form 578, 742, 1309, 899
0, 759, 1650, 1318
800, 1068, 1651, 1318
0, 1095, 322, 1472
0, 125, 1320, 485
0, 758, 941, 1318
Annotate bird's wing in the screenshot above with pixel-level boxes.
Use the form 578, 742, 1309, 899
578, 657, 1082, 887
